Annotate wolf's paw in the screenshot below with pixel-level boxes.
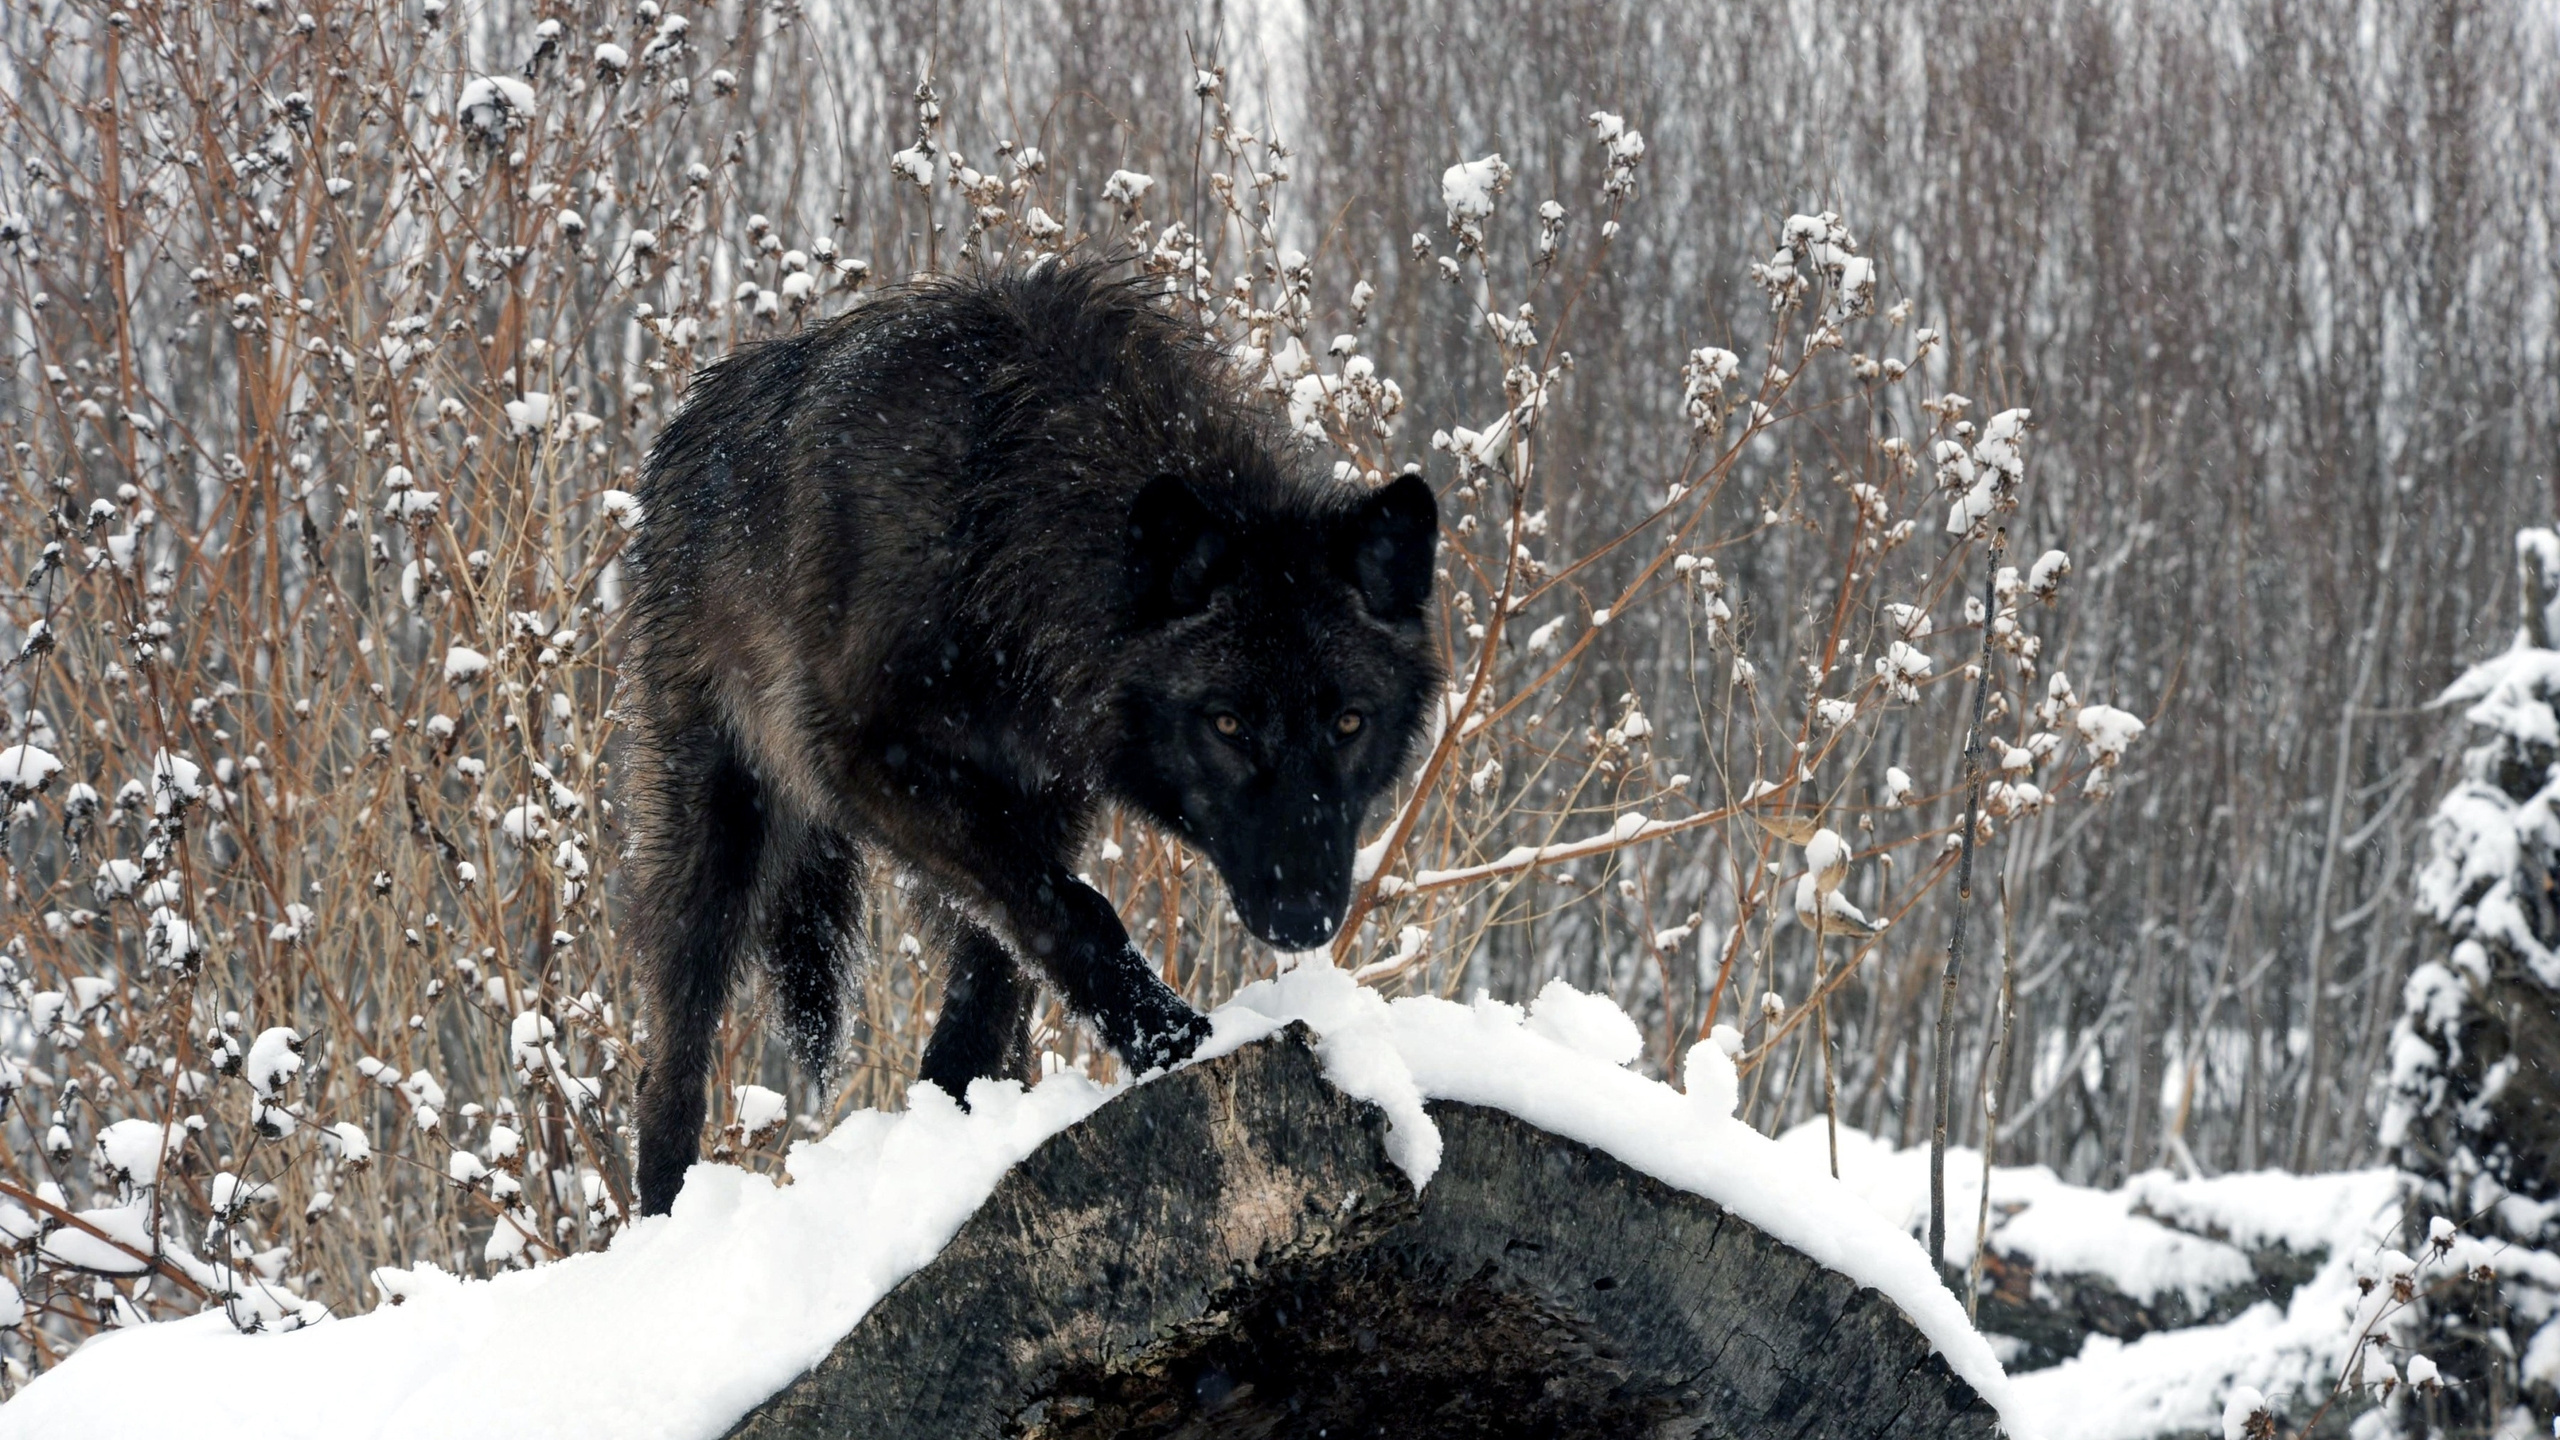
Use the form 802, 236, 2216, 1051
1116, 1005, 1213, 1075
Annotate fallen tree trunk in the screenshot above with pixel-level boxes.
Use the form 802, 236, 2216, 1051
727, 1025, 2001, 1439
1971, 1237, 2322, 1373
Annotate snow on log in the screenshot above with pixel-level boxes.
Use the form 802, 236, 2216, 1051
729, 1022, 2002, 1440
0, 967, 2016, 1440
1793, 1125, 2415, 1437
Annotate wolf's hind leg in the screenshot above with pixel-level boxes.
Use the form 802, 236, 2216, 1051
631, 724, 767, 1216
917, 905, 1039, 1104
755, 817, 865, 1084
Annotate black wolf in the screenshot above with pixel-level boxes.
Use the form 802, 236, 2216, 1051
622, 263, 1440, 1215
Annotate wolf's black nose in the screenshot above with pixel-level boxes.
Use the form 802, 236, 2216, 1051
1257, 896, 1342, 951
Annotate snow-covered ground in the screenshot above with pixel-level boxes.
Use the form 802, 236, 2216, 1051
0, 964, 2017, 1439
1773, 1124, 2409, 1439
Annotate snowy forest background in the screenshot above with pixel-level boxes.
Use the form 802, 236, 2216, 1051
0, 0, 2556, 1431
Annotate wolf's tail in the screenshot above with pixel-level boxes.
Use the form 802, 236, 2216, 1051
753, 818, 865, 1084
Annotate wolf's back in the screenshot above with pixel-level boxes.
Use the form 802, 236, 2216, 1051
625, 266, 1295, 713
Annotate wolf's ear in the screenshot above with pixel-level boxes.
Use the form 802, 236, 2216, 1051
1126, 475, 1231, 623
1338, 472, 1439, 621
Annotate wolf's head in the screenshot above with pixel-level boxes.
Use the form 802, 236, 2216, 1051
1109, 469, 1441, 952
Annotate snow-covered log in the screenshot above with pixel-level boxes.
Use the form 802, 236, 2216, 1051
727, 1024, 2001, 1439
0, 968, 2017, 1440
1798, 1125, 2418, 1436
1970, 1238, 2305, 1375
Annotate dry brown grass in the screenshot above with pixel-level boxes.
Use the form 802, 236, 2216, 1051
0, 0, 2134, 1383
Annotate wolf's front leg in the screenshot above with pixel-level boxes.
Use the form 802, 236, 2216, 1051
1010, 862, 1212, 1074
916, 903, 1040, 1099
851, 755, 1211, 1076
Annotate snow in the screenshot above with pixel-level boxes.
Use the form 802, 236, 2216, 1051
146, 907, 203, 968
1803, 826, 1851, 886
2028, 551, 2072, 600
1439, 153, 1512, 242
149, 749, 204, 806
1838, 254, 1875, 305
1794, 872, 1875, 932
210, 1173, 278, 1217
2121, 1167, 2401, 1257
320, 1122, 371, 1165
0, 743, 62, 794
2436, 642, 2560, 748
2014, 1270, 2393, 1435
1389, 809, 1688, 894
2003, 1186, 2252, 1312
383, 489, 442, 521
2220, 1387, 2267, 1440
442, 646, 489, 684
93, 1119, 179, 1187
1977, 408, 2031, 469
500, 802, 551, 845
1101, 169, 1154, 206
498, 1013, 556, 1086
456, 76, 535, 140
2075, 704, 2147, 764
1520, 977, 1643, 1065
1775, 1122, 2410, 1440
733, 1085, 789, 1138
1879, 638, 1933, 684
68, 975, 114, 1013
504, 392, 552, 439
640, 14, 690, 65
2524, 1316, 2560, 1387
39, 1202, 156, 1275
245, 1028, 302, 1098
1679, 345, 1741, 432
2414, 639, 2560, 987
2, 968, 2022, 1440
1947, 478, 1996, 534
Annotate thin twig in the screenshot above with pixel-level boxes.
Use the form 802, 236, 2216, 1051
1930, 528, 2005, 1276
1966, 875, 2018, 1323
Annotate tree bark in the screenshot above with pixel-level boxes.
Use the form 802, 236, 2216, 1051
725, 1025, 2001, 1440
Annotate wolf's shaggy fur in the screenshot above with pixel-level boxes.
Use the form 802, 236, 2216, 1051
623, 265, 1440, 1214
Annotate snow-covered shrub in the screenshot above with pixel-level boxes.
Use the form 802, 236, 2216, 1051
2373, 529, 2560, 1431
0, 0, 850, 1381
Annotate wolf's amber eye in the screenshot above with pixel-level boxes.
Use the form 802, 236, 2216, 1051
1336, 711, 1364, 736
1213, 713, 1243, 737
